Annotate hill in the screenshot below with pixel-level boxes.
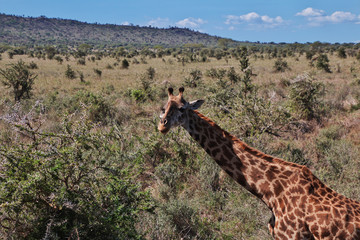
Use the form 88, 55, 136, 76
0, 13, 231, 48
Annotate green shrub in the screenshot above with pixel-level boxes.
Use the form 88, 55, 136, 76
0, 113, 153, 239
77, 71, 85, 83
184, 69, 202, 88
337, 47, 347, 59
289, 74, 325, 120
121, 59, 130, 69
27, 61, 38, 69
0, 59, 37, 101
305, 51, 315, 60
316, 54, 331, 73
205, 68, 226, 81
54, 55, 63, 64
146, 66, 155, 80
93, 68, 102, 77
105, 63, 114, 69
227, 66, 240, 84
77, 58, 86, 65
131, 89, 146, 102
7, 50, 14, 59
45, 46, 57, 59
68, 90, 113, 123
65, 64, 76, 79
273, 58, 290, 72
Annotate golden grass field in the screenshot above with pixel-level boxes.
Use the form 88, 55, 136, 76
0, 52, 358, 97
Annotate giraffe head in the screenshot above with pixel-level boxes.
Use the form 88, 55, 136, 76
158, 87, 204, 134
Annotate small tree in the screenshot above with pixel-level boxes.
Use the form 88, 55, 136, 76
78, 71, 85, 83
337, 47, 347, 59
305, 51, 315, 60
0, 60, 37, 101
7, 50, 14, 59
54, 55, 63, 64
289, 74, 324, 120
94, 68, 102, 78
146, 67, 155, 80
227, 67, 240, 84
273, 58, 290, 72
121, 59, 130, 69
239, 47, 249, 71
65, 65, 76, 79
316, 54, 331, 73
45, 46, 57, 60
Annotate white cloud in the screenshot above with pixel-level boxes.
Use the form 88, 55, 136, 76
296, 8, 360, 25
175, 17, 206, 29
318, 11, 357, 23
147, 17, 171, 28
225, 12, 284, 28
121, 21, 130, 26
296, 7, 324, 17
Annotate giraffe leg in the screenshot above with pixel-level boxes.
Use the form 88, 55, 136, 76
268, 213, 275, 238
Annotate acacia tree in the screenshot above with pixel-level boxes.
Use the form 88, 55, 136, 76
0, 60, 37, 101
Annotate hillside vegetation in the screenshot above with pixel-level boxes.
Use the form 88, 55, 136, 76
0, 38, 360, 239
0, 13, 227, 48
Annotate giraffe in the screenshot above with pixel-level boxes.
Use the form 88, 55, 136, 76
158, 87, 360, 240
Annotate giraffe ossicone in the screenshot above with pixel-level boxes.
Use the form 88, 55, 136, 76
158, 87, 360, 240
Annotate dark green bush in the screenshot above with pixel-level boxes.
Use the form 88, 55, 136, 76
54, 55, 63, 64
305, 51, 315, 60
316, 54, 331, 73
45, 46, 57, 59
65, 65, 76, 79
146, 66, 155, 80
77, 58, 86, 65
28, 61, 38, 69
0, 59, 37, 101
121, 59, 130, 69
273, 58, 290, 72
93, 68, 102, 77
337, 47, 347, 59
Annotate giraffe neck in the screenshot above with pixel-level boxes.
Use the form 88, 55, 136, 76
182, 110, 302, 207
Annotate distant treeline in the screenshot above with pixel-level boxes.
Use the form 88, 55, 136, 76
1, 13, 360, 51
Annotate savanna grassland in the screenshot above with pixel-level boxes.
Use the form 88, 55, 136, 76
0, 43, 360, 239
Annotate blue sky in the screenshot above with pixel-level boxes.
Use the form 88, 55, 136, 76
1, 0, 360, 43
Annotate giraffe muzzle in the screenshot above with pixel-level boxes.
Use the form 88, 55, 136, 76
158, 119, 170, 134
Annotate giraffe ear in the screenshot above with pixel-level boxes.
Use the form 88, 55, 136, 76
188, 100, 204, 110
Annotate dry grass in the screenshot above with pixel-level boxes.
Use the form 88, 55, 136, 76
0, 50, 359, 239
1, 53, 357, 94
